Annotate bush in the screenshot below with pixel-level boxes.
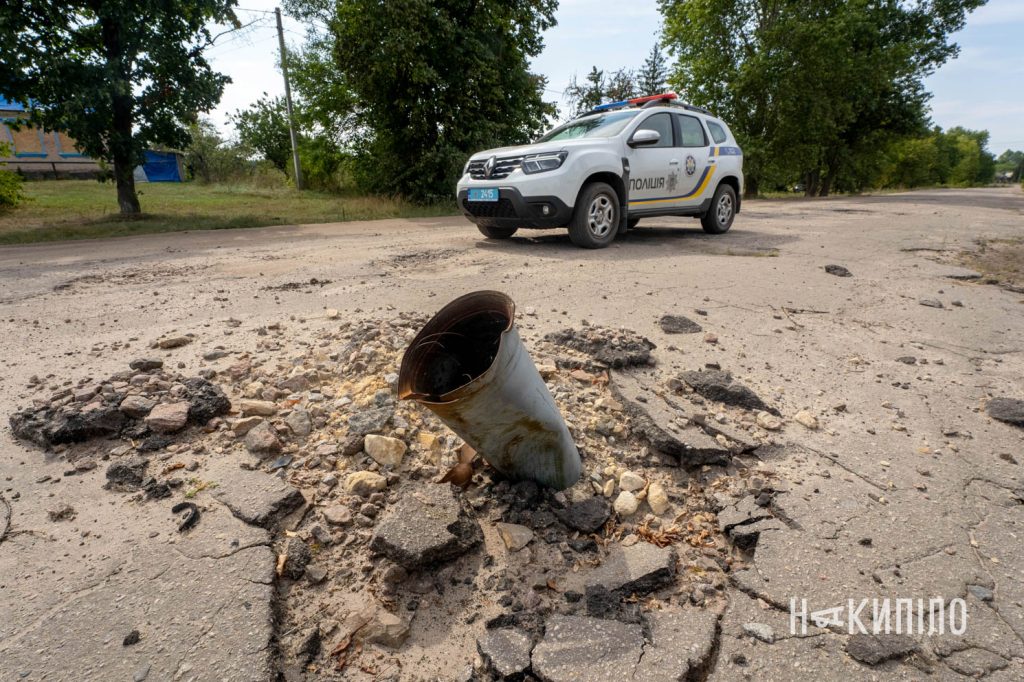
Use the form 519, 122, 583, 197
0, 142, 24, 208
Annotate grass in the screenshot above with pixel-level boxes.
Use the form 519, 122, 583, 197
0, 180, 457, 245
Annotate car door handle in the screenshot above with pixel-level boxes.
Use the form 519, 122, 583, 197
669, 159, 680, 165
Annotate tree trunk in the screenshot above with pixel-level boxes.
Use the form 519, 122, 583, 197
101, 10, 141, 215
114, 155, 140, 215
744, 175, 759, 198
804, 169, 820, 197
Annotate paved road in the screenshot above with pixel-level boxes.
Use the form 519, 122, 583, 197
1, 187, 1022, 680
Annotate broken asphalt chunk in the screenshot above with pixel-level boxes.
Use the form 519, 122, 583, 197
477, 628, 533, 679
846, 633, 919, 665
531, 615, 643, 682
658, 314, 703, 334
543, 326, 655, 368
585, 542, 676, 598
369, 484, 481, 570
824, 264, 853, 277
987, 398, 1024, 427
633, 610, 720, 681
555, 496, 610, 533
208, 457, 304, 528
611, 370, 732, 465
675, 369, 776, 414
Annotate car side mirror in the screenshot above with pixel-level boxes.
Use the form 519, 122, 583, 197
628, 129, 661, 147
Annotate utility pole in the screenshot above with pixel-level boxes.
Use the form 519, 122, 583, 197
275, 7, 303, 190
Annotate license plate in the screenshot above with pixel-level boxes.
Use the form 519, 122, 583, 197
468, 188, 499, 202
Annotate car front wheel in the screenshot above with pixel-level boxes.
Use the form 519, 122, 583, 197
569, 182, 619, 249
477, 224, 518, 239
701, 183, 736, 234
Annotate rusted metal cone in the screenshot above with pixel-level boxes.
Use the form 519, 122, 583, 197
398, 291, 581, 490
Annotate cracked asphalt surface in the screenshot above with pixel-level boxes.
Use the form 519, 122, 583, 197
1, 186, 1022, 680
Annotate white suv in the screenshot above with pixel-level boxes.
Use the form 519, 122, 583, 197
456, 93, 744, 249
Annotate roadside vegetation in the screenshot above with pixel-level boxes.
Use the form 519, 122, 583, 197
0, 180, 453, 244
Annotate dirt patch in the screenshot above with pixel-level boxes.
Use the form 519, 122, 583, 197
261, 277, 334, 292
957, 237, 1024, 292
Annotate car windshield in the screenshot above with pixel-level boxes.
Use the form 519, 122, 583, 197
536, 110, 640, 142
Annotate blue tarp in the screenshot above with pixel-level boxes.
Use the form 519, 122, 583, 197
142, 150, 182, 182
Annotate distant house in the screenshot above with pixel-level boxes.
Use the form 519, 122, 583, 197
0, 96, 102, 178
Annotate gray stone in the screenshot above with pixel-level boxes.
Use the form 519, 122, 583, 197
119, 395, 156, 418
967, 584, 994, 602
556, 496, 610, 533
846, 633, 919, 665
145, 401, 190, 433
244, 422, 282, 457
531, 615, 643, 682
987, 398, 1024, 427
743, 622, 775, 643
369, 484, 481, 570
106, 456, 148, 491
477, 628, 532, 678
918, 298, 944, 308
348, 406, 393, 436
659, 314, 703, 334
284, 408, 312, 436
824, 264, 852, 277
283, 539, 311, 580
586, 542, 676, 597
633, 610, 720, 681
129, 358, 163, 371
208, 458, 305, 528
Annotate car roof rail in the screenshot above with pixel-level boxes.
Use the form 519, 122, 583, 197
642, 99, 714, 116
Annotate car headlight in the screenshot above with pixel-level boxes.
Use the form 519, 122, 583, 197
521, 151, 567, 174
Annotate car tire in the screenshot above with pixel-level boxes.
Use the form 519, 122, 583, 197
626, 217, 640, 230
701, 183, 736, 234
569, 182, 619, 249
477, 224, 518, 239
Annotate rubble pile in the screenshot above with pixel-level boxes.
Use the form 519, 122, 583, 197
9, 359, 230, 451
8, 315, 793, 681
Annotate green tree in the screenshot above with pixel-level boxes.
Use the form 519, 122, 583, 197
233, 94, 292, 172
0, 0, 238, 214
659, 0, 986, 197
605, 68, 638, 102
313, 0, 556, 202
565, 67, 606, 116
637, 43, 669, 94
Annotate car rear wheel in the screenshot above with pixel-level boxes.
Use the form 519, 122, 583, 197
477, 224, 518, 239
569, 182, 619, 249
701, 183, 736, 234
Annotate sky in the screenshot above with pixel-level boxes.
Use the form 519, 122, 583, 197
208, 0, 1024, 155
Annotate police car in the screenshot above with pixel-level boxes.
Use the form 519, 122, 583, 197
457, 93, 743, 249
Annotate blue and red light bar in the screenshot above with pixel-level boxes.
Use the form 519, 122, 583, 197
591, 92, 678, 112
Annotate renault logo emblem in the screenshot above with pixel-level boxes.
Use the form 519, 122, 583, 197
484, 155, 496, 178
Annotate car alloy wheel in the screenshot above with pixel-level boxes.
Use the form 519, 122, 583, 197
588, 193, 616, 238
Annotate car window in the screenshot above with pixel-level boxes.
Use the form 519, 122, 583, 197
676, 114, 707, 147
707, 120, 728, 144
536, 110, 639, 142
634, 113, 673, 148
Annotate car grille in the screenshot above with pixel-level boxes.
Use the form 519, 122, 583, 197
467, 156, 523, 180
464, 198, 517, 218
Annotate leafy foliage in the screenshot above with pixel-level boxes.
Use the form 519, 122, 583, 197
0, 0, 238, 213
233, 95, 292, 172
564, 44, 668, 117
0, 143, 24, 209
659, 0, 987, 196
319, 0, 557, 202
636, 43, 669, 95
876, 127, 996, 188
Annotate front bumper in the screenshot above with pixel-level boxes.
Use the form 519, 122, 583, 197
456, 187, 572, 229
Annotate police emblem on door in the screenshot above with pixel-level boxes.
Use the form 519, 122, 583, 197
685, 155, 697, 176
